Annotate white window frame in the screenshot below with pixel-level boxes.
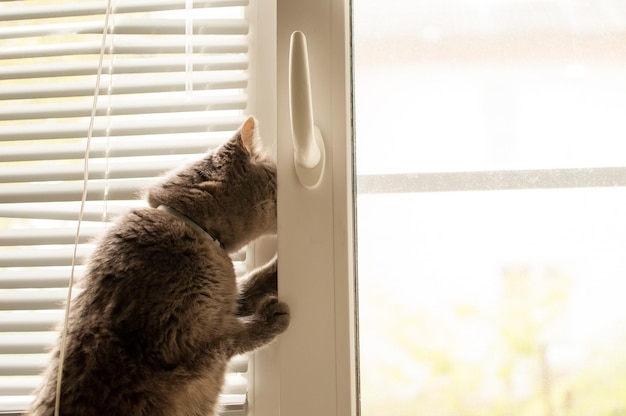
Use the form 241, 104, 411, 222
248, 0, 357, 415
247, 1, 626, 415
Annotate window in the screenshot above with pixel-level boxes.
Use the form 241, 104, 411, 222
354, 1, 626, 415
0, 1, 358, 416
0, 1, 252, 414
253, 1, 356, 416
12, 1, 623, 415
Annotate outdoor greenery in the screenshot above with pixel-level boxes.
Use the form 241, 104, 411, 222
360, 267, 626, 416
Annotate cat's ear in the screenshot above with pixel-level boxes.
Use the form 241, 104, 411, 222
236, 115, 260, 157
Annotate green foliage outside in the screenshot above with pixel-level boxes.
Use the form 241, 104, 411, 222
360, 267, 626, 416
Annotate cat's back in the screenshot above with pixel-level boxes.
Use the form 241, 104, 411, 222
27, 207, 237, 416
95, 207, 227, 268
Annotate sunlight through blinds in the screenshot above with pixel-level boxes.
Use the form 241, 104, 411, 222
0, 1, 251, 414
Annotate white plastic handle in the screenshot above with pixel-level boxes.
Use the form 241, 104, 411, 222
289, 31, 325, 189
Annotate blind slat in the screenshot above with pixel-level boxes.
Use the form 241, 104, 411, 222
219, 395, 247, 415
0, 378, 40, 396
0, 38, 248, 60
0, 19, 248, 40
0, 312, 63, 332
0, 248, 247, 274
0, 135, 229, 163
0, 228, 101, 246
223, 375, 247, 395
0, 95, 246, 121
1, 72, 247, 101
0, 179, 146, 204
0, 205, 123, 222
0, 269, 78, 289
1, 119, 241, 142
0, 0, 248, 21
0, 357, 247, 387
0, 393, 246, 414
0, 376, 245, 402
0, 247, 91, 268
0, 333, 56, 355
1, 116, 244, 141
1, 115, 244, 142
0, 382, 248, 399
0, 352, 245, 375
0, 392, 247, 416
0, 159, 183, 183
0, 56, 247, 80
0, 354, 56, 376
0, 290, 69, 312
227, 355, 248, 373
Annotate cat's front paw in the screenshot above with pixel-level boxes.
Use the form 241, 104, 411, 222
256, 295, 290, 334
236, 257, 278, 317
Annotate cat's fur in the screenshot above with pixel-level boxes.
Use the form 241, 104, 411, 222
27, 116, 289, 416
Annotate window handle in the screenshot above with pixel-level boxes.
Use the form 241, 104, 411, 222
289, 31, 326, 189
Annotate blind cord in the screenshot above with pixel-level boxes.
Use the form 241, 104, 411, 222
185, 0, 194, 97
54, 1, 114, 415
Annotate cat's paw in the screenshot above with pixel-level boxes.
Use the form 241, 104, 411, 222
236, 257, 278, 317
256, 295, 290, 334
259, 258, 278, 296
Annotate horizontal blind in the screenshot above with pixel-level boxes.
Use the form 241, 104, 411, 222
0, 1, 251, 415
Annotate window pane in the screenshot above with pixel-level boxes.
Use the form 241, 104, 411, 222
354, 1, 626, 415
354, 0, 626, 174
357, 189, 626, 415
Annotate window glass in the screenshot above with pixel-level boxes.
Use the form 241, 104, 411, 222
357, 189, 626, 415
355, 0, 626, 174
354, 1, 626, 414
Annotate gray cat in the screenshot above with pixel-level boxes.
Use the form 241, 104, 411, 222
27, 116, 289, 416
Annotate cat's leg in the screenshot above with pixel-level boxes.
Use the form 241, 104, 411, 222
236, 256, 277, 317
228, 295, 289, 356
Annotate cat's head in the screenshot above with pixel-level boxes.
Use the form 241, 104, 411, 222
146, 116, 276, 252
